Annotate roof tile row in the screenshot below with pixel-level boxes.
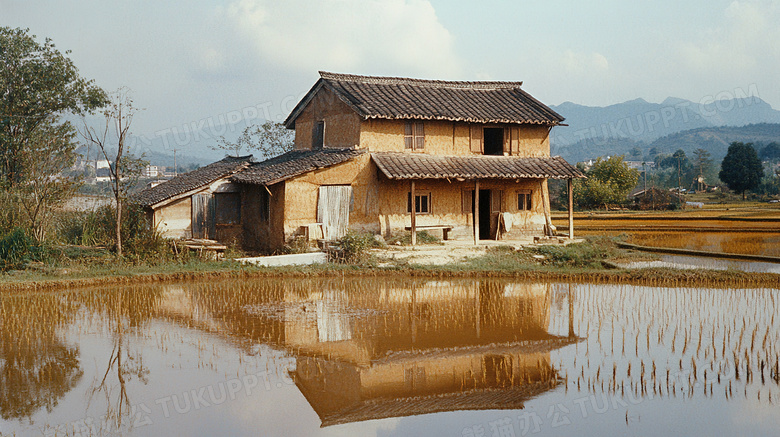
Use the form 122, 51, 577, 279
285, 72, 565, 128
371, 153, 586, 180
230, 148, 366, 185
136, 149, 583, 207
133, 155, 253, 207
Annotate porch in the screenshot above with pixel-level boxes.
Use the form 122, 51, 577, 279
371, 153, 586, 246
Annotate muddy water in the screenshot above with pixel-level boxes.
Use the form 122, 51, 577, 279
620, 254, 780, 274
0, 278, 778, 436
582, 230, 780, 258
628, 231, 780, 257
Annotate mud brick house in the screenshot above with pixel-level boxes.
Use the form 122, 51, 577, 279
136, 72, 584, 252
134, 155, 253, 241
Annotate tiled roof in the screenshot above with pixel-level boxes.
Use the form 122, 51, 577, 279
231, 148, 366, 185
133, 155, 253, 207
372, 153, 586, 180
318, 384, 555, 427
285, 72, 565, 128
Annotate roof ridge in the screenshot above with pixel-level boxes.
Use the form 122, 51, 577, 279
220, 154, 254, 162
319, 71, 523, 90
231, 147, 366, 185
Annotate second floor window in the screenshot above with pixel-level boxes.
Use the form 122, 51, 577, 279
404, 121, 424, 150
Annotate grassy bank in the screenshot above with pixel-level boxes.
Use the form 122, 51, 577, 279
2, 236, 779, 292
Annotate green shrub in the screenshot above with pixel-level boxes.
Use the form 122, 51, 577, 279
283, 236, 312, 254
54, 203, 171, 262
121, 204, 172, 262
0, 228, 45, 271
336, 231, 378, 264
528, 236, 619, 268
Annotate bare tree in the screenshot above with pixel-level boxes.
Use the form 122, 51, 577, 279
211, 121, 294, 159
80, 88, 143, 257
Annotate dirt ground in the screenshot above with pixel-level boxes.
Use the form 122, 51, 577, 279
372, 237, 581, 266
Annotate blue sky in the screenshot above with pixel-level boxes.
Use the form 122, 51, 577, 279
2, 0, 778, 141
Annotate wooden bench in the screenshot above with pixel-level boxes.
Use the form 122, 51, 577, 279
404, 225, 454, 240
177, 239, 227, 260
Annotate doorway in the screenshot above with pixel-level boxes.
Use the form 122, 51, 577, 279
479, 189, 491, 240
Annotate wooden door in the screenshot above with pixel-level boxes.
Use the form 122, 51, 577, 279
317, 185, 352, 240
192, 193, 215, 239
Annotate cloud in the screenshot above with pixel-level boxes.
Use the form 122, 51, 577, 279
677, 0, 780, 76
223, 0, 462, 78
560, 50, 610, 75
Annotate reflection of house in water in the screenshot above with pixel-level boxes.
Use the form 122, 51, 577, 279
262, 280, 574, 427
151, 279, 577, 426
296, 342, 566, 427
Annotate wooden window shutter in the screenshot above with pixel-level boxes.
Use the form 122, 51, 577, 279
510, 127, 519, 155
492, 190, 503, 213
313, 121, 324, 149
470, 125, 482, 153
503, 128, 510, 154
414, 122, 425, 150
404, 122, 413, 149
462, 189, 474, 214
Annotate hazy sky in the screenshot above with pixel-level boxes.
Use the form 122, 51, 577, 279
3, 0, 779, 140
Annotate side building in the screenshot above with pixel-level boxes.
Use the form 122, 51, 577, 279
134, 155, 253, 242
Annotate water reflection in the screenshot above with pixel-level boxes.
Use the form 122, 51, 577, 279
548, 284, 780, 404
170, 279, 577, 426
82, 289, 161, 428
261, 280, 574, 426
0, 294, 81, 420
1, 278, 779, 436
620, 254, 780, 274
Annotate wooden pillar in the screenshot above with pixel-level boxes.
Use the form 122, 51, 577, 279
568, 283, 575, 338
411, 286, 417, 344
473, 180, 480, 245
475, 283, 481, 339
568, 178, 574, 239
539, 180, 553, 237
411, 180, 417, 246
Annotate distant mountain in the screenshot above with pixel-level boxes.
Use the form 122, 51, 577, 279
74, 143, 206, 168
127, 120, 255, 166
551, 95, 780, 162
648, 123, 780, 160
71, 110, 265, 167
553, 123, 780, 164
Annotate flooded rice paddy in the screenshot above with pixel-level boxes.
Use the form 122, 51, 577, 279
620, 254, 780, 274
626, 231, 780, 258
1, 277, 778, 436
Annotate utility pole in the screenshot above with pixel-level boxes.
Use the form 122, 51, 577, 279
173, 149, 178, 177
677, 156, 685, 210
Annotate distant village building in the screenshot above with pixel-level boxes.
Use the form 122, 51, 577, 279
89, 159, 111, 170
94, 166, 112, 183
143, 165, 163, 178
630, 187, 682, 210
580, 159, 654, 172
135, 72, 584, 251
